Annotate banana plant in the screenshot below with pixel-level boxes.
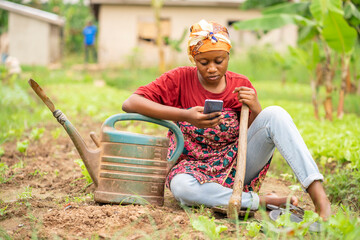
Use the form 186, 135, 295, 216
233, 0, 358, 120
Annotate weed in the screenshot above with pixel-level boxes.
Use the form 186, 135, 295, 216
246, 221, 261, 237
17, 186, 33, 200
323, 205, 360, 239
30, 127, 45, 141
0, 162, 9, 183
54, 169, 59, 176
26, 212, 38, 222
16, 139, 29, 154
29, 169, 48, 178
190, 215, 228, 240
0, 205, 8, 216
74, 159, 92, 184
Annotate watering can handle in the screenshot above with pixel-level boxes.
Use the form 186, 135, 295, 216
103, 113, 184, 163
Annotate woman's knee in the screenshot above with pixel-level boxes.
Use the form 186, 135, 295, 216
170, 174, 200, 201
260, 106, 292, 123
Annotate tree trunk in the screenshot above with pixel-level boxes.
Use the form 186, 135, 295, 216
323, 46, 333, 121
152, 0, 165, 73
337, 56, 350, 119
311, 77, 319, 120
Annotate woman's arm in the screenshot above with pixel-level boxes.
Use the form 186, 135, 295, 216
233, 86, 262, 126
122, 94, 222, 128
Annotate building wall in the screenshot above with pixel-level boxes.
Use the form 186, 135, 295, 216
98, 5, 297, 66
9, 12, 49, 65
49, 24, 62, 64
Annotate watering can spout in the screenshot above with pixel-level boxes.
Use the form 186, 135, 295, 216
53, 110, 100, 186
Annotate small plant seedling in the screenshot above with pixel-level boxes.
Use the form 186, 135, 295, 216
74, 159, 93, 184
0, 163, 9, 184
246, 221, 261, 237
30, 127, 45, 141
26, 212, 38, 222
29, 169, 48, 177
16, 140, 29, 154
190, 215, 228, 240
0, 205, 8, 216
17, 186, 33, 200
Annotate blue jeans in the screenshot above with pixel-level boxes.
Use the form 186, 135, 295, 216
170, 106, 323, 210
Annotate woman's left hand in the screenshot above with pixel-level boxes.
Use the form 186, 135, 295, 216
233, 86, 262, 117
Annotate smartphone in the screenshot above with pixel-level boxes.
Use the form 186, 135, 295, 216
204, 99, 223, 114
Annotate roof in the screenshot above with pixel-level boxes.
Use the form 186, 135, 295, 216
0, 0, 65, 26
90, 0, 245, 7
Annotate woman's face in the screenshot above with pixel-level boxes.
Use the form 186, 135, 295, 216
194, 50, 229, 86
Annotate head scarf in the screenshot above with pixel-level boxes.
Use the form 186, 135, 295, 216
188, 19, 232, 65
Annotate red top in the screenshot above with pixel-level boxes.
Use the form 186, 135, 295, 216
135, 66, 256, 111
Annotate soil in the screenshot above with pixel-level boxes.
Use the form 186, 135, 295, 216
0, 119, 314, 239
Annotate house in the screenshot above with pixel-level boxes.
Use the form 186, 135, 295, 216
0, 0, 65, 66
90, 0, 297, 66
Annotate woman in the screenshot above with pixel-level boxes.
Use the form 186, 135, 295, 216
122, 20, 331, 220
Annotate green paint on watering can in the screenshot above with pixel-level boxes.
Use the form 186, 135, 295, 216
102, 129, 169, 147
101, 156, 168, 167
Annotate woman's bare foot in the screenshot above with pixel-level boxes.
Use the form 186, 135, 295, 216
259, 193, 298, 207
307, 180, 331, 221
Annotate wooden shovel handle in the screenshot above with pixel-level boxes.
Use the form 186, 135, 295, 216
227, 104, 250, 219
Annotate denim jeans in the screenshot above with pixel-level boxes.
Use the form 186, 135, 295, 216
170, 106, 323, 210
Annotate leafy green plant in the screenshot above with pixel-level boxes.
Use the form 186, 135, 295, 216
190, 215, 228, 240
17, 186, 33, 200
74, 159, 92, 184
246, 221, 261, 237
16, 140, 29, 154
0, 205, 8, 216
275, 210, 320, 236
322, 205, 360, 239
30, 127, 45, 141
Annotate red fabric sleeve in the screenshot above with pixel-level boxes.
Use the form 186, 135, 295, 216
134, 68, 183, 107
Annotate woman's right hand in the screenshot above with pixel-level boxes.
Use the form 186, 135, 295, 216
185, 106, 222, 129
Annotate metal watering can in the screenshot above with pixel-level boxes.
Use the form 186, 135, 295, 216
29, 79, 184, 206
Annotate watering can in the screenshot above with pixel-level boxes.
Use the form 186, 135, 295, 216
28, 79, 184, 206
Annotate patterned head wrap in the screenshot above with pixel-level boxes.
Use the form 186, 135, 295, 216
188, 19, 232, 65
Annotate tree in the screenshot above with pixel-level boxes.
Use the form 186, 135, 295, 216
234, 0, 358, 120
152, 0, 166, 73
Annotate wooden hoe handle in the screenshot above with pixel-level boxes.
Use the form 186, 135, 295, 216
227, 104, 250, 220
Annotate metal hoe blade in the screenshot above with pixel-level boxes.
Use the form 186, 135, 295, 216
28, 79, 56, 112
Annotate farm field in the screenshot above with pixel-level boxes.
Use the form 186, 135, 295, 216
0, 61, 359, 239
